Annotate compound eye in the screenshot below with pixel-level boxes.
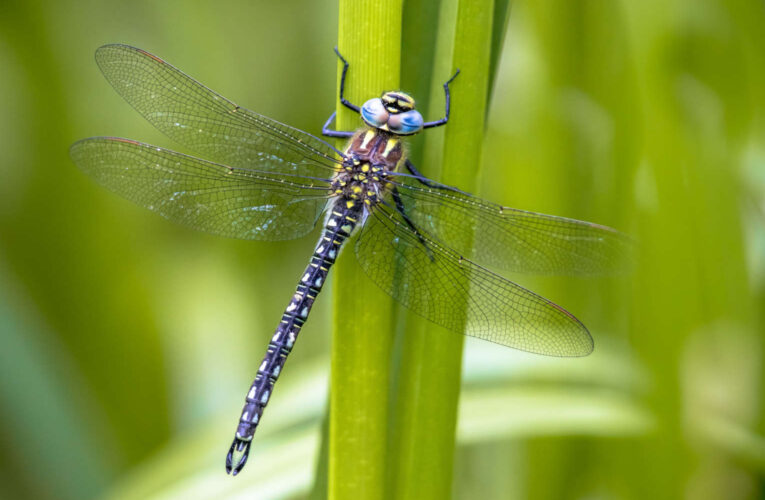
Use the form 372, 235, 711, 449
387, 109, 423, 135
361, 98, 389, 128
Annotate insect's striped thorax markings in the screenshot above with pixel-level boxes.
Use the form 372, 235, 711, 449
330, 128, 406, 212
382, 137, 400, 159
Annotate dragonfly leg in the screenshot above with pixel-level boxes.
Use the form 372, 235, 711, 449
404, 159, 466, 195
321, 111, 355, 138
334, 47, 361, 113
423, 69, 460, 129
389, 188, 435, 262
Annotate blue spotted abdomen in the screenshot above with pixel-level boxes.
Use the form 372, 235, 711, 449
226, 199, 362, 474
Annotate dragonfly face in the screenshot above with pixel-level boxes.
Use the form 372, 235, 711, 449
70, 44, 631, 476
360, 91, 424, 135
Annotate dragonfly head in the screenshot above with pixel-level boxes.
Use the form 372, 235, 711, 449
381, 91, 416, 113
361, 91, 424, 136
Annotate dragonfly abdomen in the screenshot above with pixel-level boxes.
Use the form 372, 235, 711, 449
226, 200, 362, 475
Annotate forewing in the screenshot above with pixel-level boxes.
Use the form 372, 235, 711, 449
94, 44, 342, 177
70, 137, 329, 241
354, 204, 593, 356
392, 176, 631, 275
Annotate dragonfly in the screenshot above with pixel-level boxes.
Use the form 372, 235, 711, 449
70, 44, 629, 476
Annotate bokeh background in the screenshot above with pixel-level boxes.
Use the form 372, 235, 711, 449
1, 0, 763, 499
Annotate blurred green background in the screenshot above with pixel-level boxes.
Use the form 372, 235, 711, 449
1, 0, 763, 499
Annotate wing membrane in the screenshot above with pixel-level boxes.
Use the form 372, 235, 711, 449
354, 204, 593, 356
391, 175, 631, 275
70, 137, 329, 241
94, 44, 342, 177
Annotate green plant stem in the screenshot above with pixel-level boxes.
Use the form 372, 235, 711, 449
329, 1, 402, 499
389, 1, 495, 499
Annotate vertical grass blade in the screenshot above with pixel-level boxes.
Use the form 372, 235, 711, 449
329, 1, 403, 498
401, 0, 444, 167
388, 1, 495, 498
487, 0, 513, 114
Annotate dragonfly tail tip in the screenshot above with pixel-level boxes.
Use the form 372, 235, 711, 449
225, 437, 252, 476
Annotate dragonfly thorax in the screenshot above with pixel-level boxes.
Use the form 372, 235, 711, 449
330, 129, 404, 208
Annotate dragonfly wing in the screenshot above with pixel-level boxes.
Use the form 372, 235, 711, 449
70, 137, 329, 241
354, 204, 593, 356
391, 175, 632, 275
94, 44, 342, 177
